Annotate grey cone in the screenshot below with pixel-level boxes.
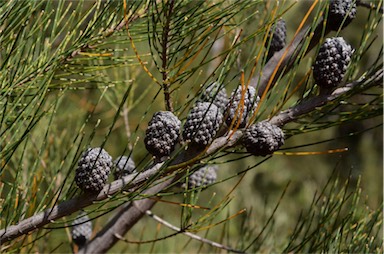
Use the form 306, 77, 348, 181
144, 111, 181, 160
199, 82, 229, 113
182, 165, 218, 189
183, 102, 223, 146
313, 37, 353, 89
113, 155, 136, 180
328, 0, 357, 30
75, 147, 112, 193
226, 86, 260, 128
243, 121, 284, 156
266, 19, 287, 59
71, 212, 93, 247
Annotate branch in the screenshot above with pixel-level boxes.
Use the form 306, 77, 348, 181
79, 67, 382, 252
0, 163, 164, 244
0, 143, 203, 244
3, 1, 380, 252
78, 179, 173, 254
3, 4, 381, 242
269, 69, 383, 127
1, 69, 379, 245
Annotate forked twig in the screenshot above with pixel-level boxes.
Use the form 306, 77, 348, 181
144, 210, 246, 253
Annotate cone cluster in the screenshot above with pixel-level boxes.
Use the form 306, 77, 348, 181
143, 82, 264, 156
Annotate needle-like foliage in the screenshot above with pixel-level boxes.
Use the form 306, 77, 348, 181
0, 0, 382, 253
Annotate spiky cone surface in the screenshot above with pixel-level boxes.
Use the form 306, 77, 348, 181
226, 86, 259, 128
75, 147, 112, 193
327, 0, 357, 30
113, 155, 136, 180
265, 19, 286, 59
71, 212, 93, 247
199, 82, 229, 113
144, 111, 181, 160
182, 165, 218, 189
313, 37, 353, 89
242, 121, 284, 156
182, 102, 223, 147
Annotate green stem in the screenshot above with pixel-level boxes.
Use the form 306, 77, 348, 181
161, 0, 175, 112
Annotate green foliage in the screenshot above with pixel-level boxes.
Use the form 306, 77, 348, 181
283, 175, 382, 253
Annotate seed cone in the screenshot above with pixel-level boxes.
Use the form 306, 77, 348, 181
226, 86, 259, 128
71, 212, 93, 247
313, 37, 353, 89
265, 19, 287, 59
199, 82, 229, 113
182, 165, 218, 189
328, 0, 357, 30
113, 155, 136, 180
144, 111, 181, 160
75, 147, 112, 193
242, 121, 284, 156
183, 102, 223, 146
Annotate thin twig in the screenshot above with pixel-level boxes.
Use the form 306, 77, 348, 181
144, 210, 246, 253
14, 19, 128, 88
122, 103, 132, 150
